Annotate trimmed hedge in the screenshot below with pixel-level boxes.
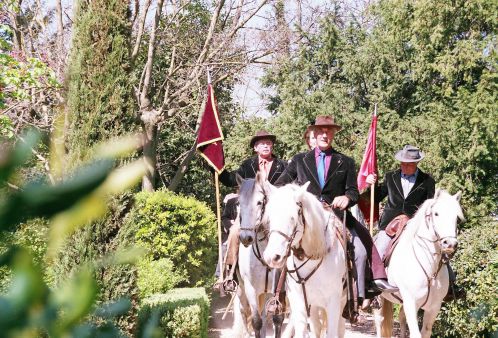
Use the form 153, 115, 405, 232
137, 288, 210, 338
432, 218, 497, 337
124, 190, 217, 287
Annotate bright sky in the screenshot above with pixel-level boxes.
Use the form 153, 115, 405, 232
42, 0, 368, 117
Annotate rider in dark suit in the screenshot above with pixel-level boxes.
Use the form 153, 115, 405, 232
366, 145, 435, 259
219, 130, 287, 186
275, 116, 398, 294
367, 145, 462, 301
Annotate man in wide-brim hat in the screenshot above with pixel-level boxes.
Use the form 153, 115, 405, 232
275, 115, 399, 304
219, 130, 286, 187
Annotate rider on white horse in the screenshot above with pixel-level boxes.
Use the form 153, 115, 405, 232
275, 115, 399, 305
216, 130, 287, 283
366, 145, 463, 301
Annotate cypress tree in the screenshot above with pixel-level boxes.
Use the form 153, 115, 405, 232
55, 0, 139, 334
65, 0, 136, 162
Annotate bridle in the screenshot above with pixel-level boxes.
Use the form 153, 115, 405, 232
238, 193, 271, 269
411, 203, 459, 308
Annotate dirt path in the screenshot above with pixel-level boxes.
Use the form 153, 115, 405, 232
208, 291, 379, 338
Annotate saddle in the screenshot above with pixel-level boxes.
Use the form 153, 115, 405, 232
383, 214, 410, 267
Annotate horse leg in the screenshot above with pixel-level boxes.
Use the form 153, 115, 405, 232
308, 306, 322, 338
399, 304, 407, 338
401, 300, 421, 338
420, 305, 441, 338
326, 293, 343, 338
373, 297, 393, 338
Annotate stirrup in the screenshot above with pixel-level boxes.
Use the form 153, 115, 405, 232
222, 279, 238, 293
265, 296, 284, 316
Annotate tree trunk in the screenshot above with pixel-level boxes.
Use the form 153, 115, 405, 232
141, 121, 158, 192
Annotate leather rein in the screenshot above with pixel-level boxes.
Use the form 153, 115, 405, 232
410, 206, 457, 308
238, 194, 272, 292
268, 201, 333, 319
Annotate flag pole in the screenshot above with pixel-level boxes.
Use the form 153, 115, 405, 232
369, 104, 377, 235
214, 171, 224, 282
207, 67, 224, 285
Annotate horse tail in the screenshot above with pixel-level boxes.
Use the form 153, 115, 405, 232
380, 299, 394, 337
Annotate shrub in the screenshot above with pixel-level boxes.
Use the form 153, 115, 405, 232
137, 288, 210, 338
137, 257, 187, 299
0, 218, 49, 291
126, 190, 217, 286
432, 218, 498, 337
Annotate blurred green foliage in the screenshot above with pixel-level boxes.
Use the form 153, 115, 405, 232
137, 288, 210, 338
126, 190, 218, 287
0, 131, 149, 337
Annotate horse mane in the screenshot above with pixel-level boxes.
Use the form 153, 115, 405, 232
298, 189, 329, 259
403, 189, 463, 236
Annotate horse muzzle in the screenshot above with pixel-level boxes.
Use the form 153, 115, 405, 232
239, 232, 254, 247
441, 237, 458, 254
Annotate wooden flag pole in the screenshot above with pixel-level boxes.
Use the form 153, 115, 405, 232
215, 172, 224, 282
370, 184, 375, 235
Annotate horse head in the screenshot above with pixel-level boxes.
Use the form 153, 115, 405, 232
425, 189, 465, 255
237, 171, 268, 247
262, 182, 328, 268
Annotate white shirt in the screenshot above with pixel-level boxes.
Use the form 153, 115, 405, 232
401, 169, 419, 198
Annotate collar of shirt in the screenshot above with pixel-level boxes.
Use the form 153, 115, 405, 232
314, 147, 333, 158
401, 169, 419, 181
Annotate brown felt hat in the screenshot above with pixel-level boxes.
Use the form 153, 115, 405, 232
249, 130, 277, 148
308, 115, 342, 131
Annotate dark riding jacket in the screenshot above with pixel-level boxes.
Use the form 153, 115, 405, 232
219, 155, 287, 187
274, 148, 359, 208
375, 169, 435, 230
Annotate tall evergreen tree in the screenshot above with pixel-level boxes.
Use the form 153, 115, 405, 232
65, 0, 136, 163
56, 0, 139, 335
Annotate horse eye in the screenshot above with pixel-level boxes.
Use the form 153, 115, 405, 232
434, 212, 439, 216
257, 200, 263, 206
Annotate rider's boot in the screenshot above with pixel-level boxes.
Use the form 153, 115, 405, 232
371, 278, 399, 293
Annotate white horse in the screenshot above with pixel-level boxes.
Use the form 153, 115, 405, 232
374, 189, 464, 338
262, 182, 346, 338
231, 172, 284, 338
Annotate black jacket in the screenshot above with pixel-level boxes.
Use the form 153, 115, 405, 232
376, 169, 435, 230
274, 148, 359, 208
219, 155, 287, 187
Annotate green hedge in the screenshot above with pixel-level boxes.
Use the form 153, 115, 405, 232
137, 257, 187, 299
433, 218, 497, 337
125, 190, 217, 287
137, 288, 210, 338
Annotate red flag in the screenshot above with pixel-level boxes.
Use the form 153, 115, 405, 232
357, 112, 379, 223
196, 84, 225, 173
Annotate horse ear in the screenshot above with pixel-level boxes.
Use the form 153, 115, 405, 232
262, 180, 276, 196
454, 191, 462, 202
297, 181, 311, 200
236, 173, 244, 187
255, 170, 266, 184
434, 188, 442, 199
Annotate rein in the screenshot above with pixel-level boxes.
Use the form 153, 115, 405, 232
411, 209, 454, 308
268, 201, 331, 319
239, 194, 272, 291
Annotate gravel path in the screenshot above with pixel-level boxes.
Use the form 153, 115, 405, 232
208, 291, 379, 338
